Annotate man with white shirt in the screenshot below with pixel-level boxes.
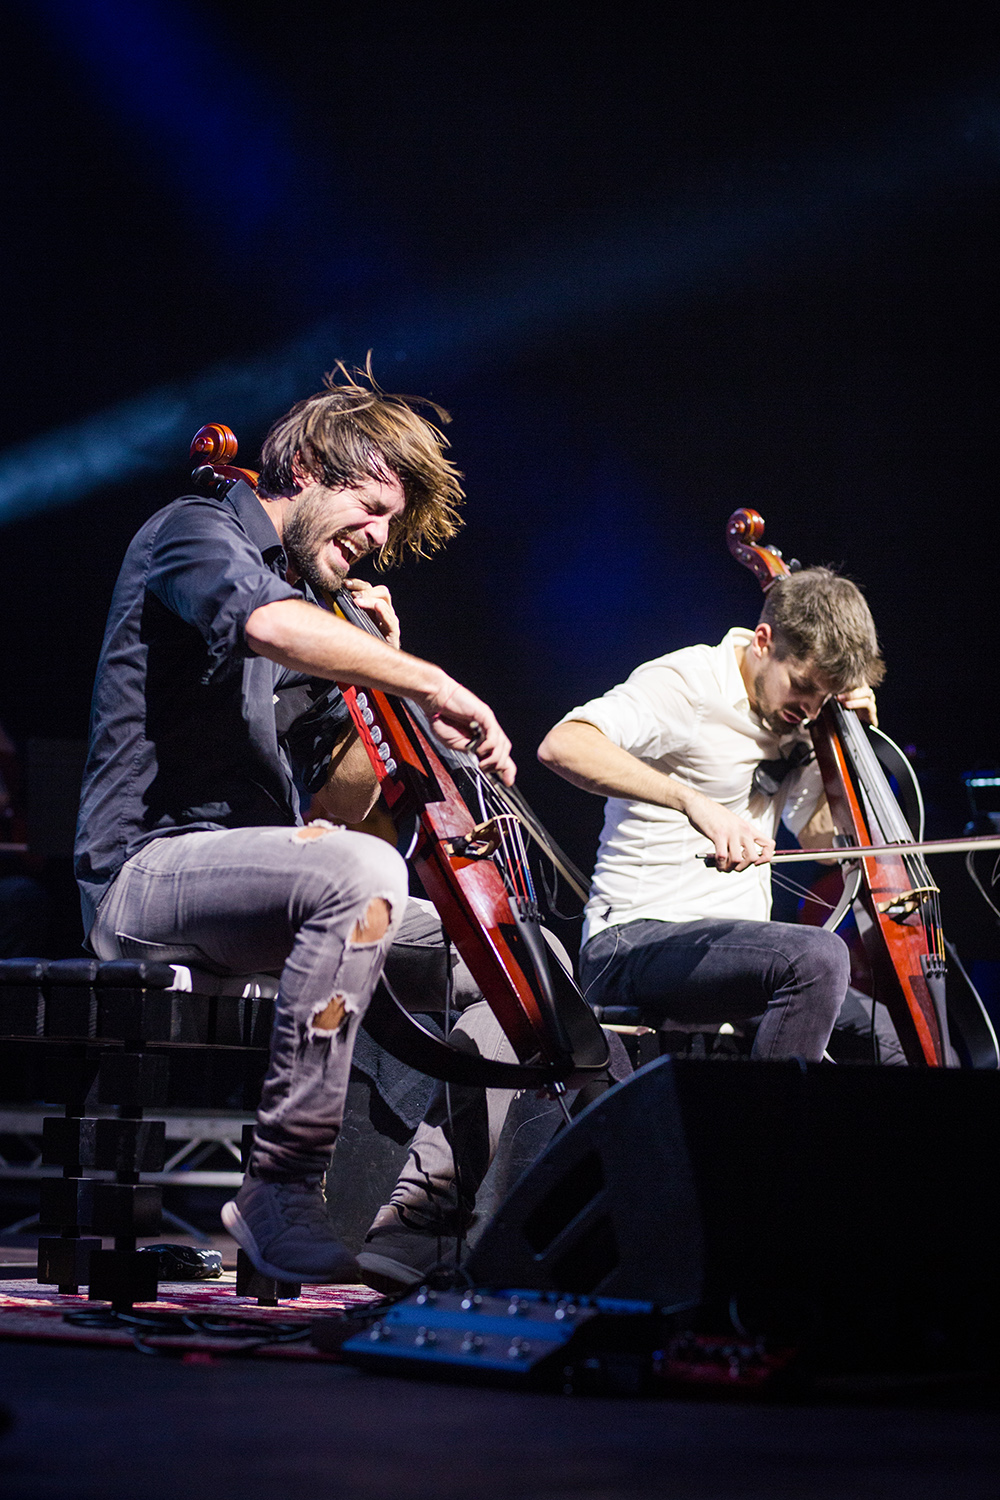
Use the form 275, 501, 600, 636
537, 567, 884, 1061
356, 568, 889, 1296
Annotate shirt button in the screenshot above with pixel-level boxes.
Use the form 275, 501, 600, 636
273, 695, 279, 704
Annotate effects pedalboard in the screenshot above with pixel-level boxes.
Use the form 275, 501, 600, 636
312, 1287, 798, 1396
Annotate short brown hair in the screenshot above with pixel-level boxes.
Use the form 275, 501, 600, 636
759, 567, 885, 691
257, 358, 464, 565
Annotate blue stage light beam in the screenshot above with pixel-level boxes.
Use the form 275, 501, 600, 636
21, 0, 290, 234
17, 0, 376, 297
1, 88, 998, 527
0, 328, 340, 525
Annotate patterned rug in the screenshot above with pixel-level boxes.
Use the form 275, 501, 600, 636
0, 1274, 384, 1360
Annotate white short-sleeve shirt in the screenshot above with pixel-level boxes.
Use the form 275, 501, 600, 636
557, 628, 825, 945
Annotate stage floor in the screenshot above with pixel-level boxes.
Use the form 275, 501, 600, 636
1, 1329, 997, 1499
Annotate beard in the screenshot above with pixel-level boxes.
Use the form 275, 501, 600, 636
753, 690, 806, 735
283, 502, 361, 598
752, 693, 792, 735
751, 693, 780, 733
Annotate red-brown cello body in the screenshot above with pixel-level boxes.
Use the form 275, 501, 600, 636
727, 507, 951, 1066
331, 597, 609, 1089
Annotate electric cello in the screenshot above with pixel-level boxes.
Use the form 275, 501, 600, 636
727, 507, 998, 1068
188, 423, 610, 1097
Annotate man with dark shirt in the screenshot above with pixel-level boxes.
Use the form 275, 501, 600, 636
75, 367, 514, 1284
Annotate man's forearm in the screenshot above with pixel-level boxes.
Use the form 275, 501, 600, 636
537, 720, 696, 814
246, 599, 453, 709
538, 718, 776, 871
247, 597, 516, 786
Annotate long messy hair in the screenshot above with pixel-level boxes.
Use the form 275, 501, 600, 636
257, 356, 465, 565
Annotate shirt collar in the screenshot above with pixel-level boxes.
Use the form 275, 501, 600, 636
225, 478, 286, 569
719, 627, 754, 710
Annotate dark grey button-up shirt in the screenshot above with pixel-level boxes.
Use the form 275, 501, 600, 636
75, 480, 350, 935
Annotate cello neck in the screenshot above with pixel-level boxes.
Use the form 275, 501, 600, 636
819, 698, 914, 847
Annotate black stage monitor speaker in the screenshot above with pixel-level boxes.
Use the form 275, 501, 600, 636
467, 1057, 1000, 1364
467, 1054, 705, 1311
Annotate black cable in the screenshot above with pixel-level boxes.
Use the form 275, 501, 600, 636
62, 1307, 315, 1356
441, 938, 467, 1283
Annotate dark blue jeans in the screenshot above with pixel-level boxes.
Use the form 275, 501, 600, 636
580, 917, 850, 1062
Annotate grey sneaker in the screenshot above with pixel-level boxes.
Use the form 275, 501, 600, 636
221, 1176, 360, 1284
356, 1205, 463, 1295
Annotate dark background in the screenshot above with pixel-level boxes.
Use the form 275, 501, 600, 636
1, 0, 997, 963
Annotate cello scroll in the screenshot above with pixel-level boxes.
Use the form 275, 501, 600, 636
726, 507, 801, 590
190, 423, 260, 493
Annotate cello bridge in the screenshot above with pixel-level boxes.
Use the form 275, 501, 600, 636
445, 818, 505, 860
877, 886, 939, 922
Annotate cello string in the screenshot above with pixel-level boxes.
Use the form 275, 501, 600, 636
836, 700, 945, 956
470, 765, 541, 912
508, 819, 537, 913
834, 706, 932, 888
479, 775, 591, 901
966, 850, 1000, 925
467, 765, 546, 919
835, 704, 954, 997
769, 868, 840, 912
836, 704, 908, 838
495, 815, 531, 915
461, 753, 539, 918
334, 582, 589, 918
841, 706, 939, 891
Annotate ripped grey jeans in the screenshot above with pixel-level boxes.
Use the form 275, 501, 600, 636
89, 824, 408, 1181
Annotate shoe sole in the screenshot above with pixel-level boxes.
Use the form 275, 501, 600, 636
355, 1249, 428, 1296
221, 1199, 359, 1285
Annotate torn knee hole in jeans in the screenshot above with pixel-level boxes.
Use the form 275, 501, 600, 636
291, 820, 339, 842
309, 994, 350, 1036
350, 896, 392, 946
306, 897, 395, 1040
